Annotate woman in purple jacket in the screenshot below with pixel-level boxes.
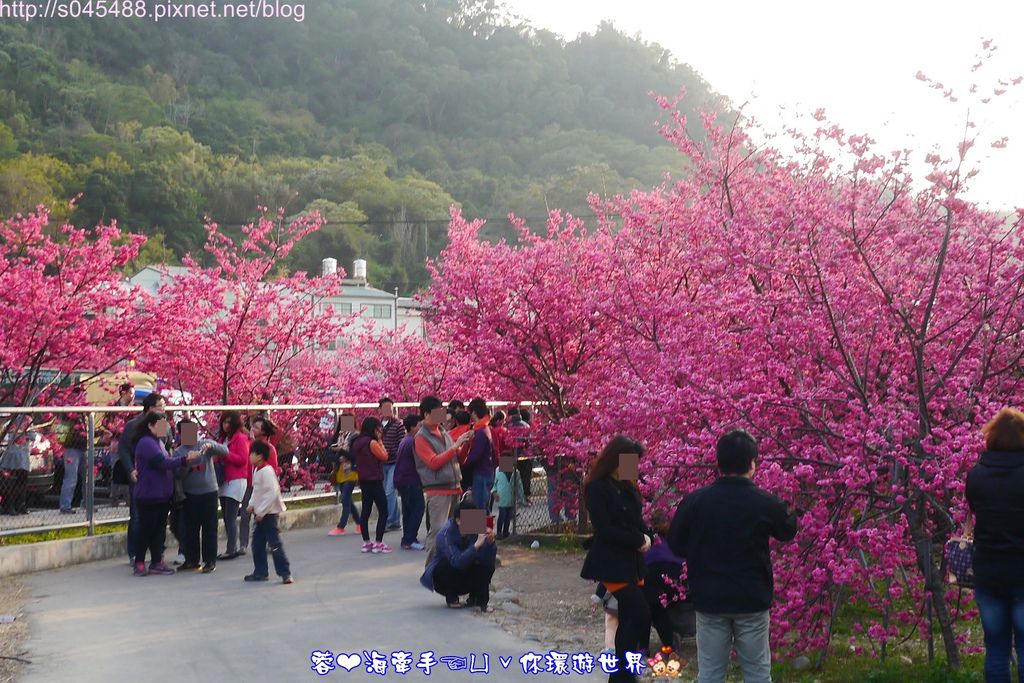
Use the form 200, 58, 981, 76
132, 412, 199, 577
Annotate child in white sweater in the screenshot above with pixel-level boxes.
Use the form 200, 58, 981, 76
244, 440, 293, 584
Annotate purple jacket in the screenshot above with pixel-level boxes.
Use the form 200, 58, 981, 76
134, 435, 187, 504
463, 428, 495, 482
644, 536, 684, 567
393, 434, 421, 489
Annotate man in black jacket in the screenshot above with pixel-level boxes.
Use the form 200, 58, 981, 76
668, 430, 798, 683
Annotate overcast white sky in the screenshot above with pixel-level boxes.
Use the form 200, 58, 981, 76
503, 0, 1023, 210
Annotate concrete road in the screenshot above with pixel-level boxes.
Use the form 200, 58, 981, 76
19, 526, 605, 682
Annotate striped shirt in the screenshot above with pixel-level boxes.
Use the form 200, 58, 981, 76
381, 418, 407, 464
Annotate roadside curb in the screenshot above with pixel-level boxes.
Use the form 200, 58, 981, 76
0, 503, 339, 577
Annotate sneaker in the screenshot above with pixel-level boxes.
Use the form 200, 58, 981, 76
328, 527, 347, 536
401, 541, 425, 550
282, 576, 294, 585
148, 562, 175, 576
355, 524, 361, 534
360, 542, 374, 553
174, 553, 185, 565
133, 562, 148, 577
59, 508, 76, 515
237, 547, 248, 556
243, 574, 269, 582
178, 562, 201, 571
385, 524, 401, 531
375, 543, 393, 554
201, 563, 217, 574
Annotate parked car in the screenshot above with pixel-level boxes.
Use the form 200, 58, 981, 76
0, 427, 55, 510
25, 431, 57, 497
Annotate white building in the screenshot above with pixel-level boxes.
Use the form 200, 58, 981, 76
128, 259, 426, 345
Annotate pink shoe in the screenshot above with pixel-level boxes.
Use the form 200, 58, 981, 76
360, 542, 374, 553
355, 524, 361, 534
374, 543, 393, 554
328, 527, 346, 536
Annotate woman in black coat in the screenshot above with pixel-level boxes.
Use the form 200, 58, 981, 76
581, 435, 652, 683
965, 407, 1024, 683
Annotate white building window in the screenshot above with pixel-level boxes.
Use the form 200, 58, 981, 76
369, 304, 392, 319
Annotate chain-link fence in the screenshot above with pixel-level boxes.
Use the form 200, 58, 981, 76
0, 403, 372, 537
1, 401, 546, 539
511, 455, 587, 537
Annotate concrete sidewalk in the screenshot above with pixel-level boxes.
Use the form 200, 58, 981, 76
18, 526, 604, 682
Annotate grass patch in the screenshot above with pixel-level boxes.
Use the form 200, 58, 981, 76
509, 533, 583, 553
0, 494, 342, 547
774, 653, 986, 682
283, 494, 340, 510
0, 522, 128, 546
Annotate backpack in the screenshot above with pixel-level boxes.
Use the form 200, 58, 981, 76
342, 433, 358, 472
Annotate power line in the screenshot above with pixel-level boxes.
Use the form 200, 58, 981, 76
209, 214, 600, 227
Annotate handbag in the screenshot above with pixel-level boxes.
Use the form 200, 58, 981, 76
944, 511, 975, 588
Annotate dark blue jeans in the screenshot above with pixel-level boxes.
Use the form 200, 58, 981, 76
252, 514, 291, 579
126, 485, 140, 560
975, 584, 1024, 683
472, 471, 493, 512
398, 483, 425, 547
497, 506, 512, 537
334, 481, 359, 529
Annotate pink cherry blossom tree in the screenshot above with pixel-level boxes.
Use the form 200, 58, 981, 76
0, 207, 152, 440
139, 209, 351, 409
423, 47, 1023, 666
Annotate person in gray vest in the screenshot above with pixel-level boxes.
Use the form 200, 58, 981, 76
414, 396, 473, 567
174, 418, 227, 573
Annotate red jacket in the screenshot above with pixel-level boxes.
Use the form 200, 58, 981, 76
491, 423, 513, 456
248, 435, 279, 484
222, 431, 251, 484
450, 424, 472, 464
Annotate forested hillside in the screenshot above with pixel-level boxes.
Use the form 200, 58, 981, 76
0, 0, 718, 290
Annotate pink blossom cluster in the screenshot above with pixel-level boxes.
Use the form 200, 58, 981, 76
420, 93, 1024, 664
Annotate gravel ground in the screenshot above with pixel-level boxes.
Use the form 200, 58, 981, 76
484, 544, 607, 654
0, 576, 29, 683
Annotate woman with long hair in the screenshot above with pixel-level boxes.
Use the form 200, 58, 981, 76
966, 407, 1024, 682
580, 435, 652, 683
218, 410, 250, 561
354, 416, 391, 554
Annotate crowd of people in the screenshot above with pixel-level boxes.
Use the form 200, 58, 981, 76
4, 389, 1021, 683
108, 393, 293, 582
96, 393, 532, 593
580, 408, 1024, 683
